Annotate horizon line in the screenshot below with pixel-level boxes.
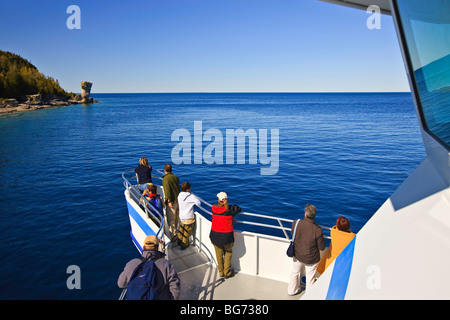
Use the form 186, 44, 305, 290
87, 91, 412, 94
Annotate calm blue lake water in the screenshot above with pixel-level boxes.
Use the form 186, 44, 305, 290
0, 92, 425, 299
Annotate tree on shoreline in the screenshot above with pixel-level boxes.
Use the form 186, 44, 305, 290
0, 50, 73, 100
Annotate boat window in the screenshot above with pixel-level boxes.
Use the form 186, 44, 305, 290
395, 0, 450, 150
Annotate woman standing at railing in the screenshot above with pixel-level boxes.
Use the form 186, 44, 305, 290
209, 192, 241, 279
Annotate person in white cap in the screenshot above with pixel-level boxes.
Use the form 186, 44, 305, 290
209, 191, 241, 278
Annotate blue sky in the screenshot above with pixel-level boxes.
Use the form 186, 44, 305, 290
0, 0, 410, 93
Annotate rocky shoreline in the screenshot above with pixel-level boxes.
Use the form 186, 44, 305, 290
0, 93, 99, 115
0, 81, 99, 115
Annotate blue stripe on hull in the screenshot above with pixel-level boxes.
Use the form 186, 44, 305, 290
130, 230, 143, 254
126, 200, 155, 235
326, 237, 356, 300
126, 199, 157, 251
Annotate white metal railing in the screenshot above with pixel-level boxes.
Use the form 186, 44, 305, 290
193, 192, 331, 241
122, 169, 165, 240
124, 168, 331, 241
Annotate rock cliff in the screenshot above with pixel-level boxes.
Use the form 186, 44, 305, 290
80, 81, 93, 103
0, 82, 99, 114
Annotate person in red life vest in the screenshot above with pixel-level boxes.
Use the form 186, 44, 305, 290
209, 191, 241, 279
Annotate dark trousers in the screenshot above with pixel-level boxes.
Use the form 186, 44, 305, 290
213, 243, 234, 277
177, 220, 195, 247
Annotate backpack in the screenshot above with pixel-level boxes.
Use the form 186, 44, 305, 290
126, 256, 161, 300
147, 195, 164, 216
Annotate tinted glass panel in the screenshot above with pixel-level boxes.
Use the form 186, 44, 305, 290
397, 0, 450, 150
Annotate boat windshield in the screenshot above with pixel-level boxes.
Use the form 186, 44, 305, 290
395, 0, 450, 151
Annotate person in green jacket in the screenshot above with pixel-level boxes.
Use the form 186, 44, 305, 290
162, 164, 180, 240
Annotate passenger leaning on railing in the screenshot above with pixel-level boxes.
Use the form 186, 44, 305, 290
141, 184, 165, 216
209, 192, 241, 279
316, 216, 355, 276
176, 181, 201, 250
288, 204, 326, 296
135, 157, 153, 192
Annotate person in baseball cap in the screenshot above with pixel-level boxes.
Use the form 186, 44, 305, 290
143, 235, 159, 250
117, 234, 181, 300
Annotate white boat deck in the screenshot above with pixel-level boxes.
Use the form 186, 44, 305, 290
167, 243, 302, 300
122, 171, 327, 301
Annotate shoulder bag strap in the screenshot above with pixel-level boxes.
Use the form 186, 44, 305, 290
291, 219, 300, 241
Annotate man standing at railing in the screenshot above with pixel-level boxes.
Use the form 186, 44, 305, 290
162, 164, 180, 240
177, 181, 201, 250
287, 204, 326, 296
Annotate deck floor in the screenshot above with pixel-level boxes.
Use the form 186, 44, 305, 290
166, 243, 303, 300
